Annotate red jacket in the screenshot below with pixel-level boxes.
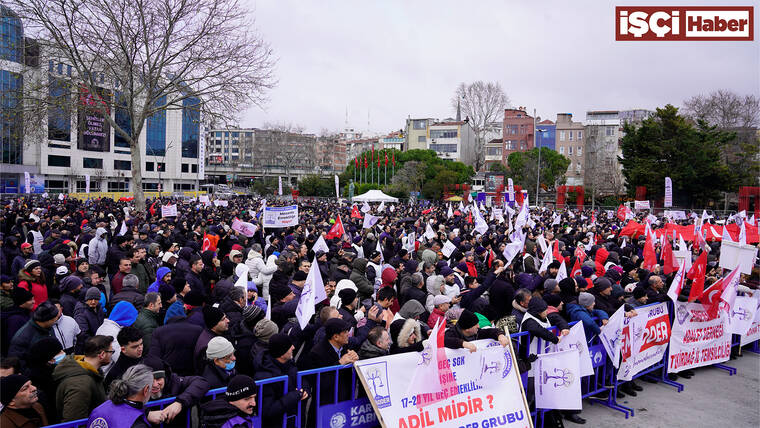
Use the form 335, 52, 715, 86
427, 307, 447, 329
17, 271, 47, 309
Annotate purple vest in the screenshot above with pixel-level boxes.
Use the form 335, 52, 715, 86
221, 415, 255, 428
87, 400, 144, 428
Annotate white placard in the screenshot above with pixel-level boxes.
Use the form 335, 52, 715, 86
718, 240, 758, 275
161, 204, 178, 217
262, 205, 299, 228
634, 200, 650, 210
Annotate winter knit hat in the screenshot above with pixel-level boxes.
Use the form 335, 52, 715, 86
85, 287, 101, 301
253, 319, 279, 343
12, 287, 34, 306
457, 309, 479, 330
242, 305, 264, 326
206, 336, 234, 360
268, 333, 293, 359
527, 297, 548, 315
578, 292, 595, 307
433, 295, 451, 306
0, 374, 29, 406
158, 283, 176, 302
225, 375, 256, 402
203, 306, 226, 329
338, 288, 357, 306
292, 271, 307, 282
33, 301, 60, 322
633, 287, 647, 299
24, 260, 41, 271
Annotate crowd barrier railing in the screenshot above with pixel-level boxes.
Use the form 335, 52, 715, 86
40, 306, 760, 428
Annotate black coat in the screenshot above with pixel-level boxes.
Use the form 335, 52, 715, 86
300, 338, 351, 405
201, 361, 234, 390
148, 317, 203, 376
59, 293, 80, 317
488, 274, 516, 319
219, 297, 243, 333
443, 325, 502, 349
8, 320, 54, 359
74, 302, 105, 344
1, 306, 30, 357
254, 354, 303, 426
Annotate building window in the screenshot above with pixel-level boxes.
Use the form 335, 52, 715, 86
142, 182, 159, 190
606, 126, 614, 136
108, 181, 128, 192
157, 162, 165, 172
568, 146, 573, 155
430, 129, 458, 139
173, 183, 195, 191
577, 147, 582, 156
559, 146, 565, 154
76, 180, 100, 192
520, 142, 526, 150
1, 11, 24, 63
429, 143, 458, 153
417, 136, 426, 143
114, 91, 131, 148
578, 131, 582, 139
486, 147, 502, 156
559, 131, 565, 141
576, 164, 582, 173
192, 164, 198, 173
146, 95, 166, 156
0, 70, 23, 164
44, 180, 68, 191
145, 162, 154, 171
506, 125, 518, 135
82, 157, 103, 169
114, 159, 131, 170
505, 141, 515, 150
181, 163, 189, 173
413, 120, 427, 130
47, 154, 71, 167
48, 77, 71, 141
181, 97, 200, 158
568, 131, 573, 141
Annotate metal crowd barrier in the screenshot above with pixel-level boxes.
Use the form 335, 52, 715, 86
41, 304, 760, 428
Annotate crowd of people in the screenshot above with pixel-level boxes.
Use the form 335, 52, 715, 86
0, 194, 757, 428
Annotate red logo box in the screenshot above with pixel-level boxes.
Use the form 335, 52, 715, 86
616, 6, 754, 41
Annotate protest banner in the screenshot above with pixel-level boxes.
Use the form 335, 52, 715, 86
535, 349, 582, 410
668, 301, 731, 373
730, 295, 758, 336
213, 199, 229, 207
664, 210, 687, 220
664, 177, 673, 207
355, 340, 532, 428
161, 204, 178, 217
617, 303, 671, 381
552, 323, 594, 377
740, 296, 760, 346
634, 200, 650, 210
262, 205, 299, 228
718, 240, 758, 275
231, 218, 257, 237
441, 240, 457, 258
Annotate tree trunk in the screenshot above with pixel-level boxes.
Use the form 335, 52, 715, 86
130, 140, 146, 211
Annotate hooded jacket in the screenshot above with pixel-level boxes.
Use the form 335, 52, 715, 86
95, 301, 138, 373
17, 269, 47, 310
349, 258, 374, 302
87, 228, 108, 266
74, 300, 105, 343
53, 355, 106, 421
148, 266, 172, 293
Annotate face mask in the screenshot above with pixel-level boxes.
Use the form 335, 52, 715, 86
54, 354, 65, 365
224, 361, 236, 371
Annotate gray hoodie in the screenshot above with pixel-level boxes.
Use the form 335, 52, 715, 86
87, 227, 108, 266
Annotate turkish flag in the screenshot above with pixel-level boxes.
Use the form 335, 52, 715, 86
595, 246, 609, 277
364, 156, 367, 169
202, 233, 219, 252
616, 204, 628, 221
553, 240, 565, 264
570, 257, 582, 278
326, 215, 345, 240
422, 208, 433, 215
641, 227, 657, 271
699, 267, 740, 317
687, 251, 708, 302
392, 152, 395, 166
351, 206, 363, 219
385, 152, 388, 166
661, 238, 678, 275
574, 245, 586, 263
149, 201, 157, 216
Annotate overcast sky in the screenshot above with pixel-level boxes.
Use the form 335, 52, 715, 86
243, 0, 759, 135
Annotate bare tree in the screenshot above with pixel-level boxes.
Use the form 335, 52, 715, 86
12, 0, 275, 210
683, 90, 760, 129
452, 81, 510, 171
259, 122, 312, 185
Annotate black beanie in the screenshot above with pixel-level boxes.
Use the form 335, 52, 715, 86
338, 288, 357, 306
543, 293, 562, 308
27, 337, 63, 365
528, 297, 548, 315
183, 290, 205, 307
0, 374, 29, 406
458, 309, 479, 330
33, 301, 60, 322
203, 305, 225, 329
268, 333, 292, 359
12, 287, 34, 307
225, 375, 256, 402
633, 287, 647, 299
292, 271, 307, 282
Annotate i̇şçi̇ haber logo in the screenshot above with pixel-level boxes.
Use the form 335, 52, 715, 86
616, 6, 753, 41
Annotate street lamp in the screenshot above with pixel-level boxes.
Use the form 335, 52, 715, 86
534, 108, 548, 207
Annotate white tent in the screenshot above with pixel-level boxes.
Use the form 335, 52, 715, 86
352, 189, 399, 203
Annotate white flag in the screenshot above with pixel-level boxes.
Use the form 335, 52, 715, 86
507, 178, 515, 202
389, 204, 395, 213
363, 214, 380, 229
312, 236, 329, 254
234, 264, 249, 296
447, 204, 453, 219
555, 322, 594, 377
85, 174, 91, 194
296, 256, 325, 329
424, 222, 436, 240
538, 247, 553, 274
502, 240, 524, 266
599, 305, 626, 368
731, 295, 758, 335
377, 201, 385, 213
667, 259, 687, 303
535, 349, 582, 410
118, 221, 128, 236
441, 240, 457, 258
361, 201, 371, 213
555, 260, 567, 283
334, 175, 340, 199
739, 221, 747, 245
536, 234, 548, 255
265, 295, 272, 320
473, 204, 488, 235
278, 176, 283, 196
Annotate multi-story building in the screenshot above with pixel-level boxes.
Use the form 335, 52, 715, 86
1, 5, 201, 194
536, 119, 556, 151
404, 118, 435, 151
428, 120, 476, 165
555, 113, 585, 186
483, 122, 504, 170
502, 108, 535, 164
584, 109, 653, 197
315, 136, 347, 174
204, 128, 317, 185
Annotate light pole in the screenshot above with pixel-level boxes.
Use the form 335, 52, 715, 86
534, 108, 547, 207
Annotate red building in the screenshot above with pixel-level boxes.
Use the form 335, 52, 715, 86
502, 107, 535, 165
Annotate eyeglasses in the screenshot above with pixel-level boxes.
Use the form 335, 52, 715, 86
102, 350, 116, 354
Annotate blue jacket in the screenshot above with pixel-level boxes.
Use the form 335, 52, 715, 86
148, 267, 172, 293
566, 303, 608, 340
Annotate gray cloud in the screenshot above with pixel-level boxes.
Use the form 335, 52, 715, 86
243, 0, 759, 133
